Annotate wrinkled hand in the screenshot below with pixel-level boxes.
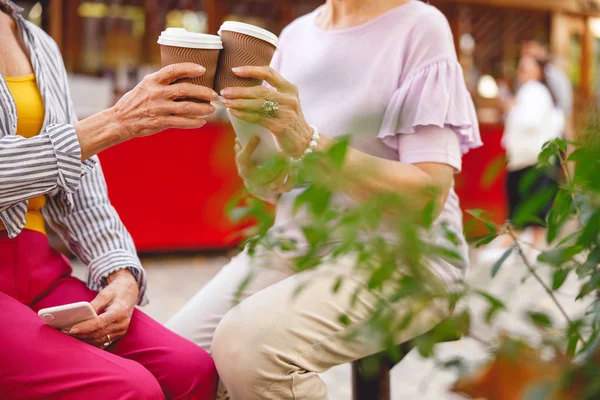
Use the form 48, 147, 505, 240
69, 270, 139, 349
221, 66, 314, 158
235, 136, 295, 202
111, 63, 218, 140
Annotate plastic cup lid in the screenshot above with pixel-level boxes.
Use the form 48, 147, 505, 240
158, 28, 223, 49
218, 21, 279, 48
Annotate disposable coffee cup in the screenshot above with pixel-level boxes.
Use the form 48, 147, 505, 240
215, 21, 279, 92
158, 28, 222, 102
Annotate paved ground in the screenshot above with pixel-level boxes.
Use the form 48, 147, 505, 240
72, 245, 591, 400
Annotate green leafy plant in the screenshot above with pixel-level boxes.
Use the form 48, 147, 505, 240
227, 112, 600, 398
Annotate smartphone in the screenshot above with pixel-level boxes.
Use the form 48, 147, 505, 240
38, 301, 98, 330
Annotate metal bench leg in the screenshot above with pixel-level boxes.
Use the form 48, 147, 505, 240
351, 358, 392, 400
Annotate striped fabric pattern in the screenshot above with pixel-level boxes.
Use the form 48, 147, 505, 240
0, 3, 147, 305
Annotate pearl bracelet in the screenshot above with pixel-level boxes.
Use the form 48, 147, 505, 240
290, 125, 320, 164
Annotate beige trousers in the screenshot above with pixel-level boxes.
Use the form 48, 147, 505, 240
167, 249, 449, 400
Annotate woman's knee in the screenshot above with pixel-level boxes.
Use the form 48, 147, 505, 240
211, 308, 280, 388
156, 338, 218, 399
113, 361, 164, 400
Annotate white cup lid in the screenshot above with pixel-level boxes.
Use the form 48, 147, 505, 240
158, 28, 223, 49
218, 21, 279, 48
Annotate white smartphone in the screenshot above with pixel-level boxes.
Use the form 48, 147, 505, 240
38, 301, 98, 330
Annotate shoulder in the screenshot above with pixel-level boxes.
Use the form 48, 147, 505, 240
22, 20, 60, 52
403, 2, 457, 70
411, 1, 453, 34
278, 9, 316, 44
20, 19, 64, 63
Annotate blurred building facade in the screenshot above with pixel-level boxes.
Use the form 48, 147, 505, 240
14, 0, 600, 249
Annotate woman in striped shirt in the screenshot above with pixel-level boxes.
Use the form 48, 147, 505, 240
0, 1, 218, 398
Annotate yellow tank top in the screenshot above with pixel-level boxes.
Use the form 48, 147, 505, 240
0, 74, 47, 235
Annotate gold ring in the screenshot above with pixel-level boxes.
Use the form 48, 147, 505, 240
103, 333, 112, 348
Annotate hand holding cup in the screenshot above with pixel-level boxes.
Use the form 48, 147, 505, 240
110, 63, 218, 140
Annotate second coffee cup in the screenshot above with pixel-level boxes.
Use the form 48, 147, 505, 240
215, 22, 279, 92
158, 28, 222, 102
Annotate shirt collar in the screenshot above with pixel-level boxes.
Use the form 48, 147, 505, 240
0, 0, 23, 17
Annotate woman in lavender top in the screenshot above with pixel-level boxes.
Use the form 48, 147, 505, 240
168, 1, 482, 398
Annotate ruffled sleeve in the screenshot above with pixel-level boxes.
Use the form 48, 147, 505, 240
377, 59, 482, 155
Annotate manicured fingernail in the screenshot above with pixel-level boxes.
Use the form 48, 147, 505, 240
232, 67, 242, 73
220, 89, 230, 97
211, 91, 218, 100
198, 65, 206, 73
69, 328, 79, 335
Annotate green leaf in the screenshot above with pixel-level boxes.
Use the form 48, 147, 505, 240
519, 167, 543, 193
567, 331, 579, 357
464, 218, 477, 235
476, 290, 506, 323
441, 223, 461, 246
325, 137, 349, 170
513, 186, 556, 227
577, 211, 600, 247
302, 226, 327, 248
566, 320, 583, 356
482, 155, 506, 189
476, 233, 499, 247
228, 206, 251, 222
552, 268, 570, 291
441, 357, 469, 374
567, 147, 589, 162
415, 334, 436, 358
338, 314, 351, 326
538, 245, 584, 267
233, 273, 254, 305
467, 209, 488, 220
527, 311, 553, 328
491, 246, 514, 277
554, 138, 567, 153
477, 290, 505, 307
332, 277, 344, 293
421, 199, 437, 228
538, 140, 558, 165
546, 189, 573, 243
293, 185, 332, 216
557, 231, 579, 247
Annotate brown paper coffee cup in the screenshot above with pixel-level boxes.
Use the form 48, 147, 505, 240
215, 23, 278, 92
160, 45, 220, 88
158, 29, 222, 103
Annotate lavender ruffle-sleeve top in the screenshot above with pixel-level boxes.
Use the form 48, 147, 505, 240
268, 0, 482, 282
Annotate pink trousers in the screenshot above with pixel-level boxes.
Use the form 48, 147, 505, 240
0, 230, 217, 400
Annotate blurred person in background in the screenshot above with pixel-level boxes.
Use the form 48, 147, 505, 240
522, 40, 574, 142
500, 55, 564, 251
168, 0, 482, 399
0, 1, 218, 398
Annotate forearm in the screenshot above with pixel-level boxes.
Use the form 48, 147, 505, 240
75, 108, 124, 161
314, 135, 445, 214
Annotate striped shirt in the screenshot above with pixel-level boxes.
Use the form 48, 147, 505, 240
0, 1, 147, 304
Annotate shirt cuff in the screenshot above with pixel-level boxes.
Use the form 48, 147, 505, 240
87, 250, 149, 306
46, 124, 97, 194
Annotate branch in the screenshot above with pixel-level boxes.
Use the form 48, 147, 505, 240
507, 226, 586, 346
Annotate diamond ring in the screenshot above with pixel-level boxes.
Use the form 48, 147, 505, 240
262, 100, 279, 118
